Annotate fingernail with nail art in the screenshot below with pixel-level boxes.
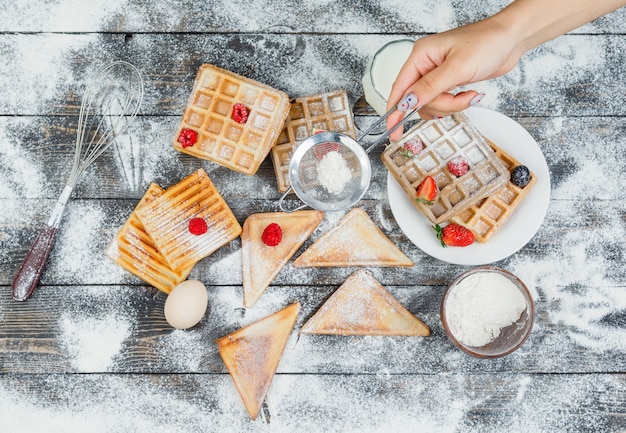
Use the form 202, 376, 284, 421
397, 93, 418, 111
470, 92, 485, 106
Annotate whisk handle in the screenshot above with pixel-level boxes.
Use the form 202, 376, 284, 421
11, 224, 58, 302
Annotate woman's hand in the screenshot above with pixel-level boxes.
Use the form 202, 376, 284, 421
386, 16, 523, 140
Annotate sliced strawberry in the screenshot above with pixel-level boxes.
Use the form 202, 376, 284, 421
433, 223, 474, 247
415, 176, 437, 205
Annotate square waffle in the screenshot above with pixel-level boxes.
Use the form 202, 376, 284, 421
106, 184, 195, 294
450, 140, 537, 242
135, 169, 242, 273
270, 90, 357, 192
382, 112, 509, 224
173, 64, 290, 175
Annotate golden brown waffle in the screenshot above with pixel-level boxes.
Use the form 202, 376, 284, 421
301, 269, 430, 336
106, 184, 194, 294
241, 210, 324, 308
216, 302, 300, 420
450, 140, 538, 243
382, 112, 509, 224
270, 90, 357, 192
173, 64, 290, 175
135, 169, 242, 273
292, 208, 413, 267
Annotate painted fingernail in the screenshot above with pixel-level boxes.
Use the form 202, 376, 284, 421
470, 92, 485, 106
397, 93, 418, 111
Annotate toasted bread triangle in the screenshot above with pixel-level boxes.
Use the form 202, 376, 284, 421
301, 270, 429, 336
242, 211, 324, 307
216, 302, 300, 420
292, 208, 413, 267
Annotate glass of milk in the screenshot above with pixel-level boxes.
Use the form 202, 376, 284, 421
362, 39, 415, 116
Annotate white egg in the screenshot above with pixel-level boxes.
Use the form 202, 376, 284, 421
164, 280, 209, 329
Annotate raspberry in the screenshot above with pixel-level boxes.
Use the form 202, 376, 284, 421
261, 223, 282, 246
178, 128, 198, 148
232, 103, 249, 124
188, 218, 208, 236
313, 141, 341, 160
447, 156, 470, 177
401, 138, 424, 158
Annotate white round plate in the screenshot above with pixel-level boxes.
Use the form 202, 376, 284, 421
387, 107, 551, 265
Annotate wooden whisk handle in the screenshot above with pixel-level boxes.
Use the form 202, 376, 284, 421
11, 224, 59, 301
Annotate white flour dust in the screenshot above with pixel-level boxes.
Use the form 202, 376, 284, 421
60, 312, 131, 372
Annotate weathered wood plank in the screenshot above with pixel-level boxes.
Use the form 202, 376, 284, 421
1, 275, 624, 374
1, 0, 625, 34
1, 33, 625, 116
0, 372, 623, 432
1, 115, 625, 201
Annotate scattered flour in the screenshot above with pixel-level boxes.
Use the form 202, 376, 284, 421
60, 312, 131, 372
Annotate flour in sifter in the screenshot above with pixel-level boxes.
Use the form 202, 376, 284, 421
317, 150, 351, 194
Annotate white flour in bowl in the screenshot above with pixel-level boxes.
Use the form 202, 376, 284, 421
445, 271, 526, 347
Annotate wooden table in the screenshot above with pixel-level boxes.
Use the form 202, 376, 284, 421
1, 1, 625, 431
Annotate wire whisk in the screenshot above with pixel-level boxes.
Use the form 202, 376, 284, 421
11, 60, 144, 301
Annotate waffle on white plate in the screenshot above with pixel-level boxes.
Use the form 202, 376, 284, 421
270, 90, 357, 192
135, 168, 242, 273
173, 64, 290, 175
450, 139, 537, 243
382, 112, 509, 224
301, 269, 430, 336
292, 208, 413, 267
241, 210, 324, 308
216, 302, 300, 420
106, 183, 194, 294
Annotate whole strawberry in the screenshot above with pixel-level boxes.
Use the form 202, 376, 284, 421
433, 223, 474, 247
415, 176, 437, 205
447, 156, 469, 177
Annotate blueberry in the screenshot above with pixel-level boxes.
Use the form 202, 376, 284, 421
510, 165, 531, 187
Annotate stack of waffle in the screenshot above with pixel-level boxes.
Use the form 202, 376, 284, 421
107, 169, 242, 293
382, 112, 536, 242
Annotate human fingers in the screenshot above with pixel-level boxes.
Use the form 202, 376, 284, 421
386, 91, 483, 141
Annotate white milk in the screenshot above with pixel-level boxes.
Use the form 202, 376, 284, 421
362, 39, 414, 115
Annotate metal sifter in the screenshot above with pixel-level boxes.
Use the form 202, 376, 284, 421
278, 106, 419, 212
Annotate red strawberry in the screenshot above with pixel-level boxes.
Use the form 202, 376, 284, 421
447, 156, 469, 177
415, 176, 437, 205
232, 103, 249, 124
261, 223, 282, 246
177, 128, 198, 148
433, 223, 474, 247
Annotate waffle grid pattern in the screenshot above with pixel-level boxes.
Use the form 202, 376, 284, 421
173, 64, 290, 175
382, 112, 509, 224
271, 90, 356, 192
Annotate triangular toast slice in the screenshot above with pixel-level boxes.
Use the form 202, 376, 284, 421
301, 269, 429, 336
216, 302, 300, 420
242, 211, 324, 308
292, 208, 412, 267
